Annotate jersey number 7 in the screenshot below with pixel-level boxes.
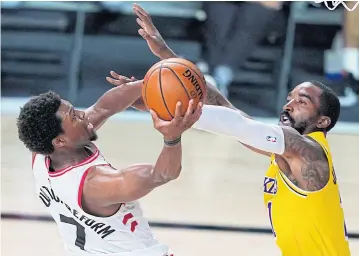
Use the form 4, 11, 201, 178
60, 214, 86, 250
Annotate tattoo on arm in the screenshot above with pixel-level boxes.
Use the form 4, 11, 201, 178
282, 127, 330, 191
301, 160, 329, 191
205, 81, 252, 119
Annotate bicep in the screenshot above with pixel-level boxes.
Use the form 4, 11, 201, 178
281, 127, 320, 157
83, 164, 165, 206
281, 127, 330, 191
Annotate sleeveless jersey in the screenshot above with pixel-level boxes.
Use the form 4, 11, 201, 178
32, 144, 172, 256
263, 131, 351, 256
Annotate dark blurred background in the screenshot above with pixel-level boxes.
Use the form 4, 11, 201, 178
1, 1, 358, 122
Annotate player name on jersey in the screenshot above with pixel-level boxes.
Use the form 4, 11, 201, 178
39, 185, 115, 239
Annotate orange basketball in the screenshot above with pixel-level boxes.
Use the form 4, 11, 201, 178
142, 58, 207, 121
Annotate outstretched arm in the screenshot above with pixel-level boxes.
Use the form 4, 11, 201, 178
193, 105, 329, 191
85, 72, 143, 130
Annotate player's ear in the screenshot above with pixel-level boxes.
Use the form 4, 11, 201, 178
52, 136, 66, 149
317, 116, 331, 129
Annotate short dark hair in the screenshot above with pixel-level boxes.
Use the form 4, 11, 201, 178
309, 80, 340, 131
17, 91, 63, 154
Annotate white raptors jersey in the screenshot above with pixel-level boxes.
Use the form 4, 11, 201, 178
32, 143, 172, 256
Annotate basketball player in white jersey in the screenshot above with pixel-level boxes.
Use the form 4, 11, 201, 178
17, 77, 202, 255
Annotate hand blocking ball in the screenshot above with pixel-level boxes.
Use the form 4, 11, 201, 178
142, 58, 207, 121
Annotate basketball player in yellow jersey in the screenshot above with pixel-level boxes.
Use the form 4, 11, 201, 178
107, 4, 352, 255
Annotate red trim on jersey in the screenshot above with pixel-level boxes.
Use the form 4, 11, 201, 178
48, 149, 99, 177
45, 156, 50, 169
78, 167, 91, 209
32, 153, 37, 169
77, 164, 111, 209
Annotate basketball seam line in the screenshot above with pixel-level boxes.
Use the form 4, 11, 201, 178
159, 63, 174, 119
144, 66, 160, 108
163, 67, 191, 101
163, 61, 206, 87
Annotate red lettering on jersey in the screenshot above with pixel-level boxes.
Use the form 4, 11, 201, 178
122, 213, 138, 232
122, 213, 134, 225
130, 221, 138, 232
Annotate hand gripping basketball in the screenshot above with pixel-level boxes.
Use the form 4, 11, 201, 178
150, 99, 203, 140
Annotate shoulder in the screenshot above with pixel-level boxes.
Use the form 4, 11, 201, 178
84, 164, 119, 185
281, 127, 324, 159
280, 128, 330, 191
81, 164, 120, 208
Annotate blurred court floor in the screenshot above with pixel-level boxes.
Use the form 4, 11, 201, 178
2, 113, 359, 255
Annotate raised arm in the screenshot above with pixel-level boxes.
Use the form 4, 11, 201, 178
81, 100, 203, 215
132, 3, 270, 156
84, 72, 143, 131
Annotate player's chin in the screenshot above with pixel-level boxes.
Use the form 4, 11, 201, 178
89, 131, 98, 141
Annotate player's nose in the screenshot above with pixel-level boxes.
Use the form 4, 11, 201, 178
283, 100, 294, 113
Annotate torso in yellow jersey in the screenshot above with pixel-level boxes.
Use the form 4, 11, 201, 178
263, 131, 351, 256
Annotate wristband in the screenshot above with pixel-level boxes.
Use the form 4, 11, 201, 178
164, 136, 181, 146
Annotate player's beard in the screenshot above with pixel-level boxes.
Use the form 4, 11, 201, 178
292, 120, 310, 135
280, 111, 313, 135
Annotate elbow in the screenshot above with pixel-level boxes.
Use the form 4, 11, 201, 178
156, 165, 182, 184
170, 165, 182, 180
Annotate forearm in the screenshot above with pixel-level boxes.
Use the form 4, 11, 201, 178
152, 140, 182, 183
95, 80, 143, 114
158, 47, 178, 60
193, 105, 285, 154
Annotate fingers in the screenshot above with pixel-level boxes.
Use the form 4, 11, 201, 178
186, 99, 195, 116
133, 3, 152, 22
110, 70, 119, 78
183, 101, 203, 124
106, 77, 125, 86
150, 109, 165, 130
110, 71, 131, 81
150, 109, 159, 127
138, 29, 151, 40
133, 6, 149, 24
136, 17, 146, 30
150, 109, 159, 122
106, 71, 133, 86
193, 102, 203, 119
133, 4, 156, 34
173, 101, 182, 120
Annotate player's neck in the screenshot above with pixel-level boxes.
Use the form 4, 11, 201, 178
48, 147, 92, 171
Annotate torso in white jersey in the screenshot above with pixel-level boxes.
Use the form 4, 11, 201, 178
32, 143, 172, 256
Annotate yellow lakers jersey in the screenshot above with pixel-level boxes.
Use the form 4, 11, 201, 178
263, 131, 351, 256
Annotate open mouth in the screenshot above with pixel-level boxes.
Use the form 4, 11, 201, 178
280, 114, 292, 126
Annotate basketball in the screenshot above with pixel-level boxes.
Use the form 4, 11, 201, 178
142, 58, 207, 121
